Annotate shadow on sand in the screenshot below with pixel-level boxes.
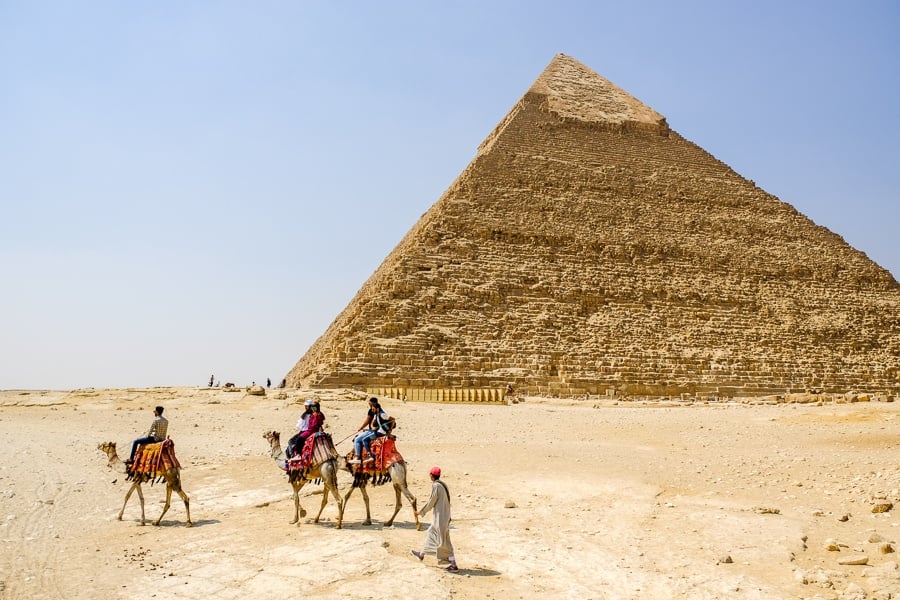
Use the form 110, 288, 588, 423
446, 566, 501, 577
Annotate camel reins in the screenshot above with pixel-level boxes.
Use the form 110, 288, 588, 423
334, 432, 356, 447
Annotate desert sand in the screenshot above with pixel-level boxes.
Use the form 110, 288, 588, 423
1, 387, 899, 599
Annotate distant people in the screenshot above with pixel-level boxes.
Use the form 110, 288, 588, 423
350, 398, 394, 464
505, 383, 515, 396
286, 399, 314, 458
279, 378, 287, 389
411, 466, 458, 571
209, 374, 214, 387
127, 406, 169, 464
266, 378, 271, 388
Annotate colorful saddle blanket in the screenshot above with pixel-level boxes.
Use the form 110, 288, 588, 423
129, 439, 181, 484
285, 432, 338, 474
346, 436, 404, 480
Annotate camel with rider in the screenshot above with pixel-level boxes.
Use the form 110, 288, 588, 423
263, 430, 344, 528
97, 440, 192, 527
341, 436, 420, 530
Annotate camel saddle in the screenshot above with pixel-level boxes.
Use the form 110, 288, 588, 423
285, 432, 338, 476
129, 439, 181, 484
346, 436, 404, 487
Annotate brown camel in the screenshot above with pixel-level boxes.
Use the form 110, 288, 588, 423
342, 442, 420, 530
263, 431, 344, 528
97, 441, 192, 527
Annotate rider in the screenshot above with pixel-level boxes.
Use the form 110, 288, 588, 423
286, 399, 313, 458
350, 398, 395, 464
296, 401, 325, 455
127, 406, 168, 464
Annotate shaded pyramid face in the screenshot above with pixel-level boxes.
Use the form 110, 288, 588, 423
288, 54, 899, 397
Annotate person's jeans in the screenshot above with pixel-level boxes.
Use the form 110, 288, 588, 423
354, 430, 378, 457
130, 436, 155, 461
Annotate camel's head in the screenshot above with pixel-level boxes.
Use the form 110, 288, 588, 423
338, 455, 353, 473
263, 431, 280, 443
98, 441, 116, 454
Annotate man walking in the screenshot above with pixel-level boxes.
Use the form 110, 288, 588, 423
411, 466, 458, 571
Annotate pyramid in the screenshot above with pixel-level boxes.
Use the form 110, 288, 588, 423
287, 54, 899, 398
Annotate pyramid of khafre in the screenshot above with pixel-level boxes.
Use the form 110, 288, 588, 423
287, 54, 899, 398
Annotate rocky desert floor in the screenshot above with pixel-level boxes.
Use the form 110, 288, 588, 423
1, 387, 899, 599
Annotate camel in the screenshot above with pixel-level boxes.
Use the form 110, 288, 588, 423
263, 431, 344, 528
97, 441, 192, 527
342, 439, 420, 530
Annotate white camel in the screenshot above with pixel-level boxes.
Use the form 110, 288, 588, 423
97, 441, 192, 527
263, 431, 344, 528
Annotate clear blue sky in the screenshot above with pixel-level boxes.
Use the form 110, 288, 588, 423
2, 1, 897, 390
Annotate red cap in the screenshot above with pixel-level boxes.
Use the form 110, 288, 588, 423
430, 466, 441, 477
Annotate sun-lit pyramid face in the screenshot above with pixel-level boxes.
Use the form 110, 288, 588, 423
529, 54, 664, 125
287, 55, 899, 398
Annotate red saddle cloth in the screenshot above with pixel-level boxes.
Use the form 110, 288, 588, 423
286, 432, 338, 473
349, 436, 404, 474
130, 439, 181, 483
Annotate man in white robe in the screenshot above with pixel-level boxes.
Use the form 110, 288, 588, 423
411, 466, 458, 571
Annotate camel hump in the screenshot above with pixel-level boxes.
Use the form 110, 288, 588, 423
311, 433, 338, 464
286, 433, 338, 476
131, 439, 182, 480
346, 436, 404, 480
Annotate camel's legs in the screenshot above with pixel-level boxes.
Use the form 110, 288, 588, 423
328, 483, 344, 529
405, 485, 420, 530
119, 482, 145, 525
385, 482, 418, 528
359, 484, 372, 525
152, 472, 192, 527
342, 485, 357, 519
154, 486, 173, 526
313, 485, 330, 524
177, 488, 192, 527
384, 484, 402, 527
341, 482, 372, 526
290, 480, 306, 524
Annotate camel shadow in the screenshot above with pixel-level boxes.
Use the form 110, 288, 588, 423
370, 521, 421, 531
449, 567, 501, 577
154, 518, 219, 528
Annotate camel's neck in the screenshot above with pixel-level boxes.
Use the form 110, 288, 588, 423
268, 440, 286, 470
105, 450, 128, 474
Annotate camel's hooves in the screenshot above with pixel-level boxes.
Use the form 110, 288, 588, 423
363, 519, 372, 526
152, 521, 161, 526
185, 522, 193, 528
290, 519, 298, 524
385, 520, 394, 527
416, 524, 423, 531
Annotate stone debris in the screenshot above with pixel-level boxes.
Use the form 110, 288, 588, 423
837, 555, 869, 566
840, 582, 866, 600
871, 502, 893, 514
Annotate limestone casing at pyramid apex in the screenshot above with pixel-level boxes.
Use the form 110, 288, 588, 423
529, 53, 666, 126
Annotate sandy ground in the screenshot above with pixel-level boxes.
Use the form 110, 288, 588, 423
1, 387, 899, 600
